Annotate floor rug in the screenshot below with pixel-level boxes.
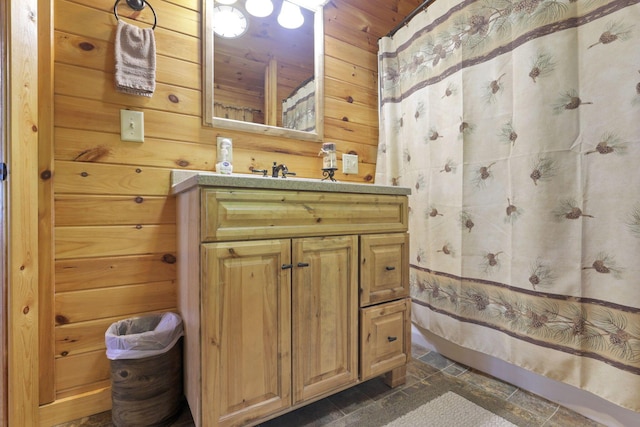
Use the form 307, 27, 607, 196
382, 392, 517, 427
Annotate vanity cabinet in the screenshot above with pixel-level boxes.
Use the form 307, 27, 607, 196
202, 235, 358, 427
173, 174, 410, 427
359, 232, 411, 385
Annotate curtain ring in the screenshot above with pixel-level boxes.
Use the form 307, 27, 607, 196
113, 0, 157, 30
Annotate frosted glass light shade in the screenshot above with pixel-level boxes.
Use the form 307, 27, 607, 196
215, 0, 237, 4
245, 0, 274, 18
213, 6, 248, 38
277, 1, 304, 29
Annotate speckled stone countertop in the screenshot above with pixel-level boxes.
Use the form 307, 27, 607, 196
171, 170, 411, 196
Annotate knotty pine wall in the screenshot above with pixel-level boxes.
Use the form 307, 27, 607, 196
36, 0, 422, 424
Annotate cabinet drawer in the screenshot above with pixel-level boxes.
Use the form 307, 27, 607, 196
360, 298, 410, 381
200, 189, 408, 242
360, 233, 409, 306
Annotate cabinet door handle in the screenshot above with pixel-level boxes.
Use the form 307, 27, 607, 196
297, 262, 310, 268
385, 266, 396, 271
387, 336, 397, 342
281, 264, 293, 270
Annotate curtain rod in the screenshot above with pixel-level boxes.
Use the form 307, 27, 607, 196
384, 0, 437, 38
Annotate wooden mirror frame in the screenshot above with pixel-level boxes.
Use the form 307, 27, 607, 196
203, 0, 325, 142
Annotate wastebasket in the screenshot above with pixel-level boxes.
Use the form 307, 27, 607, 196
105, 312, 184, 427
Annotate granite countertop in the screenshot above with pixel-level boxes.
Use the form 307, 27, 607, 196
171, 170, 411, 196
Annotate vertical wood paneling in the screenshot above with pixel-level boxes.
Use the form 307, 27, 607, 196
24, 0, 419, 424
8, 1, 40, 425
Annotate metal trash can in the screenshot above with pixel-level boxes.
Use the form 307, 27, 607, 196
105, 312, 184, 427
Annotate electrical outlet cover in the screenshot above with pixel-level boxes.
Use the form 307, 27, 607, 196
342, 154, 358, 174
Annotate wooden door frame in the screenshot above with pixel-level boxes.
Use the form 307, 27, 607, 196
6, 0, 40, 425
1, 0, 7, 424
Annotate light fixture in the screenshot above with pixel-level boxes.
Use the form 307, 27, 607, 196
213, 5, 248, 39
277, 1, 304, 29
245, 0, 274, 18
215, 0, 237, 4
288, 0, 329, 9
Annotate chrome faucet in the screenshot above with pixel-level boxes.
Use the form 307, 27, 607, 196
272, 162, 296, 178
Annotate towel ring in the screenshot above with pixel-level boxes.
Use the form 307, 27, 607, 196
114, 0, 157, 30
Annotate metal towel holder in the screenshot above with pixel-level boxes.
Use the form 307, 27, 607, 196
113, 0, 157, 30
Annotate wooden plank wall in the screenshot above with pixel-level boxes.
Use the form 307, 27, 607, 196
37, 0, 422, 424
8, 1, 40, 425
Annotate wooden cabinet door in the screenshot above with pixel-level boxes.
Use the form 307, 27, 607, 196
202, 240, 292, 427
360, 233, 409, 306
292, 236, 359, 403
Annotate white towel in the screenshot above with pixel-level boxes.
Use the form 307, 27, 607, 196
114, 20, 156, 97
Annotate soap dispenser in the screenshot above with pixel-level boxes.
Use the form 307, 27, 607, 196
216, 138, 233, 175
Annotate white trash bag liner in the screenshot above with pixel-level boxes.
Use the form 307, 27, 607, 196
105, 312, 183, 360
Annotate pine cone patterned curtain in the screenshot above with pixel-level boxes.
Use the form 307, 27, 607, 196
376, 0, 640, 412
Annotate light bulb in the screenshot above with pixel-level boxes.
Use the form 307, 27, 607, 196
245, 0, 274, 18
277, 1, 304, 29
213, 6, 248, 39
216, 0, 237, 4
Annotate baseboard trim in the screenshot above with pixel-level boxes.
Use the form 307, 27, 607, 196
38, 386, 111, 427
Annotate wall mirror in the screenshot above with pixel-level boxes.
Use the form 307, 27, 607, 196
203, 0, 325, 142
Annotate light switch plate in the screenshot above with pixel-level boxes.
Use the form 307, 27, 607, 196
120, 110, 144, 142
342, 154, 358, 174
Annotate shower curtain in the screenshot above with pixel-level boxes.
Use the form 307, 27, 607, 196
214, 102, 257, 122
376, 0, 640, 411
282, 77, 316, 132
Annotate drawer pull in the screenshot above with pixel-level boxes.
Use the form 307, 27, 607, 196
297, 262, 310, 268
281, 264, 293, 270
385, 266, 396, 271
387, 336, 397, 342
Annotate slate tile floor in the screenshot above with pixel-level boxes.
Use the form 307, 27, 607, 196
56, 344, 604, 427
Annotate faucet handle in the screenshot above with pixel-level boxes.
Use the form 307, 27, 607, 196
283, 171, 296, 178
252, 168, 268, 177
